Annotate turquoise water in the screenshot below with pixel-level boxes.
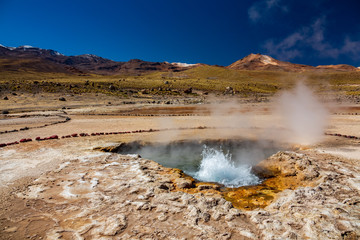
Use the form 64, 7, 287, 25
119, 140, 279, 187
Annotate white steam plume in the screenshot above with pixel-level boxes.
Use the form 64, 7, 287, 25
275, 82, 329, 145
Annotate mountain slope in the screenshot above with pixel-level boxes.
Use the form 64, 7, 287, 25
1, 44, 358, 75
315, 64, 359, 72
227, 54, 314, 72
0, 45, 193, 75
228, 53, 359, 72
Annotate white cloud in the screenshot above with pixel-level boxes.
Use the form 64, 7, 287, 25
264, 32, 304, 60
342, 38, 360, 60
263, 16, 360, 61
266, 0, 278, 8
248, 0, 288, 23
248, 5, 261, 22
305, 17, 340, 58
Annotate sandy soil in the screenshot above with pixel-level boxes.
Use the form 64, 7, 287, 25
0, 99, 359, 239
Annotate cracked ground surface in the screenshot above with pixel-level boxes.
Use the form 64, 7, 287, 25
0, 103, 360, 239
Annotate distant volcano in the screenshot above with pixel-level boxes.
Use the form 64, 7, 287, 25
227, 53, 359, 72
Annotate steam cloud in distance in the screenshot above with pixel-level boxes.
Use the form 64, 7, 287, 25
276, 82, 329, 145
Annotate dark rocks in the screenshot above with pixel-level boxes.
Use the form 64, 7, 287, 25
6, 141, 19, 146
158, 183, 170, 190
3, 96, 8, 100
197, 184, 221, 191
109, 85, 116, 91
201, 212, 211, 222
341, 231, 357, 240
59, 97, 66, 101
224, 86, 234, 94
2, 110, 9, 114
343, 197, 360, 206
184, 88, 192, 94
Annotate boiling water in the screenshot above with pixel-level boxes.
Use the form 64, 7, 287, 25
119, 140, 279, 188
194, 146, 260, 187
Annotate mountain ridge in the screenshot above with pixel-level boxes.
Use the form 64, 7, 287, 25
1, 44, 358, 75
227, 53, 359, 72
0, 44, 195, 75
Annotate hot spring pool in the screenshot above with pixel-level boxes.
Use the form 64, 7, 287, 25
117, 140, 280, 188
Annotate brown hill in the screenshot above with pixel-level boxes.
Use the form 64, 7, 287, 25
315, 64, 359, 72
227, 54, 314, 72
1, 44, 358, 75
0, 57, 85, 75
228, 53, 359, 72
0, 45, 193, 75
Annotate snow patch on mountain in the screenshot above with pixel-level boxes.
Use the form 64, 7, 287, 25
0, 44, 15, 50
171, 62, 197, 67
18, 45, 36, 49
260, 55, 278, 65
77, 54, 99, 59
50, 50, 64, 56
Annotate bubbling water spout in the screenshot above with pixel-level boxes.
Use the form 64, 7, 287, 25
194, 146, 260, 188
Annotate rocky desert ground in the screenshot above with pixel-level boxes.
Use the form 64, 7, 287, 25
2, 1, 360, 237
0, 91, 359, 240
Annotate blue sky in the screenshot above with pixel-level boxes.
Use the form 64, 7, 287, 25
1, 0, 360, 66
